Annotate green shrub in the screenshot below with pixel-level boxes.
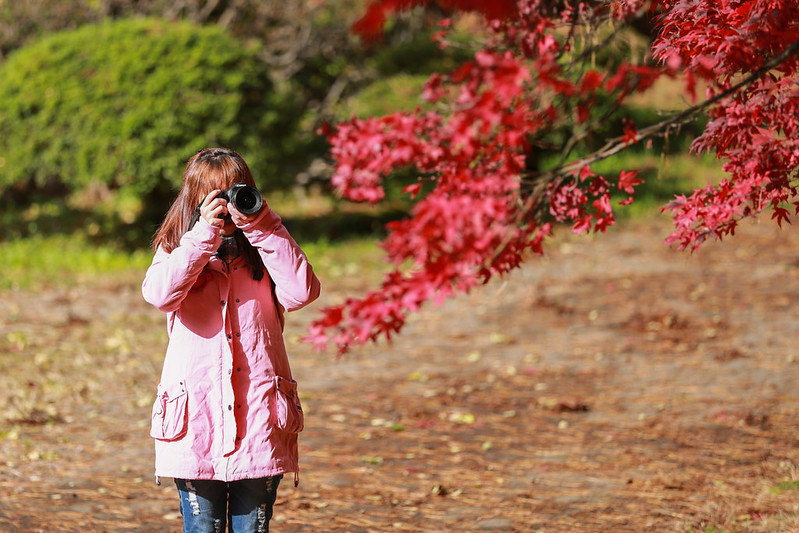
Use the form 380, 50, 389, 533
0, 18, 300, 239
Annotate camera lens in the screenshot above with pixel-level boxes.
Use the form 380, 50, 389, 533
229, 184, 263, 215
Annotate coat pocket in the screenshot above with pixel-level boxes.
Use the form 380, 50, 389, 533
271, 376, 304, 433
150, 381, 188, 441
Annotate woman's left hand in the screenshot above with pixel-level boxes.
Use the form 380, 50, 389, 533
228, 202, 262, 227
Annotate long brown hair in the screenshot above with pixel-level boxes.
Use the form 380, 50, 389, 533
152, 148, 258, 253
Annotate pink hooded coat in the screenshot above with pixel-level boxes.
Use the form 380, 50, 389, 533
142, 207, 320, 482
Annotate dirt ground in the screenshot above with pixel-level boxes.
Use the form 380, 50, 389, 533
2, 215, 799, 532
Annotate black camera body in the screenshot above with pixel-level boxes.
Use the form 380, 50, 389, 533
190, 184, 263, 228
216, 184, 263, 215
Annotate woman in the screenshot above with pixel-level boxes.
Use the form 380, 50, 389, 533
142, 148, 320, 532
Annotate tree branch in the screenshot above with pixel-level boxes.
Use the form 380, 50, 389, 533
539, 38, 799, 183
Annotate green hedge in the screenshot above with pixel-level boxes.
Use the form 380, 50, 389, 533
0, 18, 299, 233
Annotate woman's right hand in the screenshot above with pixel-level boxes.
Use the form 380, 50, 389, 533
199, 190, 228, 228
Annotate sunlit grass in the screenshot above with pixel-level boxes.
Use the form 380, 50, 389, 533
0, 231, 387, 292
0, 234, 153, 290
603, 151, 724, 220
332, 73, 430, 120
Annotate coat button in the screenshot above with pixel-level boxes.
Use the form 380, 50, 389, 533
228, 405, 232, 411
235, 298, 240, 303
220, 300, 226, 306
227, 334, 232, 340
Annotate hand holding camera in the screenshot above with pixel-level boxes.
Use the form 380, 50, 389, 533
199, 184, 263, 230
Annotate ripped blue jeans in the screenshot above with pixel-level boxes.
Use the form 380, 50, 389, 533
175, 476, 282, 533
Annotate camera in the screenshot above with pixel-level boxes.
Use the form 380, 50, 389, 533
190, 184, 263, 228
215, 184, 263, 215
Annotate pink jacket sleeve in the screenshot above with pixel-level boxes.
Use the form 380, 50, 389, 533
141, 219, 222, 312
239, 207, 321, 312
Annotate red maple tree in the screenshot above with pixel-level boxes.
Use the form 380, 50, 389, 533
307, 0, 799, 353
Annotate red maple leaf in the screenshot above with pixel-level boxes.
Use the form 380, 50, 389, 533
309, 0, 799, 352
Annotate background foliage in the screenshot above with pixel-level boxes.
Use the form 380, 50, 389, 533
0, 3, 484, 247
0, 18, 303, 244
0, 1, 712, 282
